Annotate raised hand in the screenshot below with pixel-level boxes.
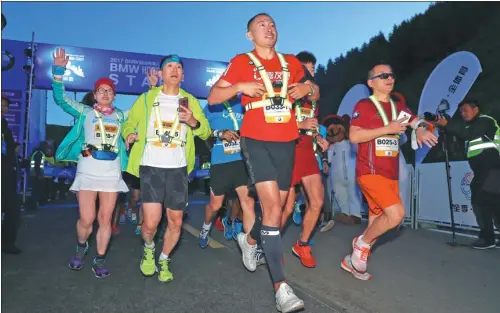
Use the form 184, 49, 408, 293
146, 67, 159, 87
52, 48, 69, 68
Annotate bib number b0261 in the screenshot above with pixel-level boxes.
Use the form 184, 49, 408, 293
375, 136, 399, 157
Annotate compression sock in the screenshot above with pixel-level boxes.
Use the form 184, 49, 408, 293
260, 225, 285, 284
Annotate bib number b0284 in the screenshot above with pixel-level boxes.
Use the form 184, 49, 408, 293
375, 136, 399, 157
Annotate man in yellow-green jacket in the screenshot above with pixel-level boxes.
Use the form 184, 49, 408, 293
121, 54, 210, 282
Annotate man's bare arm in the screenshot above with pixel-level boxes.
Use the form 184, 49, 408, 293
207, 79, 240, 105
305, 81, 320, 101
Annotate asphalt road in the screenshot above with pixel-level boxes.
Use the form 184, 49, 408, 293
2, 195, 499, 313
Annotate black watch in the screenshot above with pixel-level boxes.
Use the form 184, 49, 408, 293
191, 120, 201, 130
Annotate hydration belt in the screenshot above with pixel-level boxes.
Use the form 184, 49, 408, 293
146, 97, 186, 147
82, 110, 120, 161
243, 52, 291, 112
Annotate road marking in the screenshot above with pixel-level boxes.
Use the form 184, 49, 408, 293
182, 223, 226, 249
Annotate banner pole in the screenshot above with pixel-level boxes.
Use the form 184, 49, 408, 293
22, 31, 36, 205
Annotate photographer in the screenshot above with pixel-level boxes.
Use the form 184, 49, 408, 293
437, 100, 500, 249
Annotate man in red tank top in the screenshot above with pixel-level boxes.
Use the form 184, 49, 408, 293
207, 13, 319, 313
340, 64, 438, 281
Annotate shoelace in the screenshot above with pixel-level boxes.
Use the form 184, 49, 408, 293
75, 244, 87, 257
200, 228, 209, 239
143, 247, 154, 260
249, 244, 257, 260
94, 258, 106, 268
282, 284, 294, 296
158, 259, 170, 271
354, 244, 370, 262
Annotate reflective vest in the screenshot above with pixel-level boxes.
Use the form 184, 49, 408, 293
467, 114, 500, 158
30, 150, 45, 176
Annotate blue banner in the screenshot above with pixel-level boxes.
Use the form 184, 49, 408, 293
1, 39, 29, 89
34, 42, 228, 98
43, 165, 76, 179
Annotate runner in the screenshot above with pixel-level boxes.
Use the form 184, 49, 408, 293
208, 13, 319, 312
341, 63, 438, 280
52, 48, 129, 278
198, 96, 251, 246
122, 55, 210, 283
280, 51, 329, 268
123, 170, 143, 235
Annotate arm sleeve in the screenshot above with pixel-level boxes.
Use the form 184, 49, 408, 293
52, 79, 85, 118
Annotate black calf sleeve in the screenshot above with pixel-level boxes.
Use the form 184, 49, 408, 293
250, 216, 262, 245
260, 225, 285, 283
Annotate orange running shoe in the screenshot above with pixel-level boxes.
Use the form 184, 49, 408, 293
292, 241, 316, 268
215, 216, 224, 231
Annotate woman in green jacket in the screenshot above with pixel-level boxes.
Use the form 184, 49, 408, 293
52, 48, 128, 279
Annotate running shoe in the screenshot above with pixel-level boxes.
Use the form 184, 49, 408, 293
215, 216, 224, 231
255, 247, 267, 266
135, 225, 142, 235
140, 245, 156, 276
232, 219, 243, 240
199, 227, 210, 249
292, 241, 316, 268
340, 254, 372, 281
92, 258, 110, 279
292, 202, 302, 225
158, 258, 174, 282
237, 233, 257, 272
222, 217, 233, 240
275, 283, 304, 313
68, 242, 88, 270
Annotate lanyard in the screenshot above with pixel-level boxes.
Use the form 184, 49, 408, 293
223, 101, 239, 131
93, 109, 121, 148
369, 95, 397, 126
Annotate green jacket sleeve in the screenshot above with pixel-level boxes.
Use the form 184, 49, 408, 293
189, 95, 211, 140
52, 78, 85, 119
122, 94, 144, 140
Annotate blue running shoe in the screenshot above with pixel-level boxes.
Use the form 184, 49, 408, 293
232, 218, 243, 241
222, 217, 233, 240
292, 202, 302, 225
92, 258, 110, 279
68, 242, 88, 271
199, 226, 210, 249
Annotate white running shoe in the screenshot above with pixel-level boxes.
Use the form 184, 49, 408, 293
237, 233, 257, 272
131, 213, 137, 224
275, 283, 304, 313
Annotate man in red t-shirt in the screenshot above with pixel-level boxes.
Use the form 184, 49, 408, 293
207, 13, 319, 313
280, 51, 329, 269
340, 63, 438, 281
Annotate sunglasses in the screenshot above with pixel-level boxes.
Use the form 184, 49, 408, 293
370, 72, 395, 80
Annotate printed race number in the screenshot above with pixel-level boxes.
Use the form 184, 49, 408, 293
375, 136, 399, 157
223, 139, 241, 154
262, 93, 291, 124
94, 124, 118, 140
153, 121, 182, 148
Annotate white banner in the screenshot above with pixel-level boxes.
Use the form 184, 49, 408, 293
337, 84, 370, 116
416, 161, 479, 228
416, 51, 482, 164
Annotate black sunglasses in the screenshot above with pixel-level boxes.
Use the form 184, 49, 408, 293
370, 73, 395, 80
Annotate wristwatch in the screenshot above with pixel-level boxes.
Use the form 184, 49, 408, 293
308, 84, 314, 96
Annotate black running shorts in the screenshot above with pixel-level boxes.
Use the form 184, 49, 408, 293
139, 165, 188, 211
122, 171, 140, 190
209, 160, 249, 197
240, 137, 295, 191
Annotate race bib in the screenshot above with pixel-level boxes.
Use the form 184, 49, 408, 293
94, 124, 118, 140
222, 139, 241, 154
153, 121, 182, 148
375, 136, 399, 157
262, 94, 291, 124
296, 107, 312, 122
